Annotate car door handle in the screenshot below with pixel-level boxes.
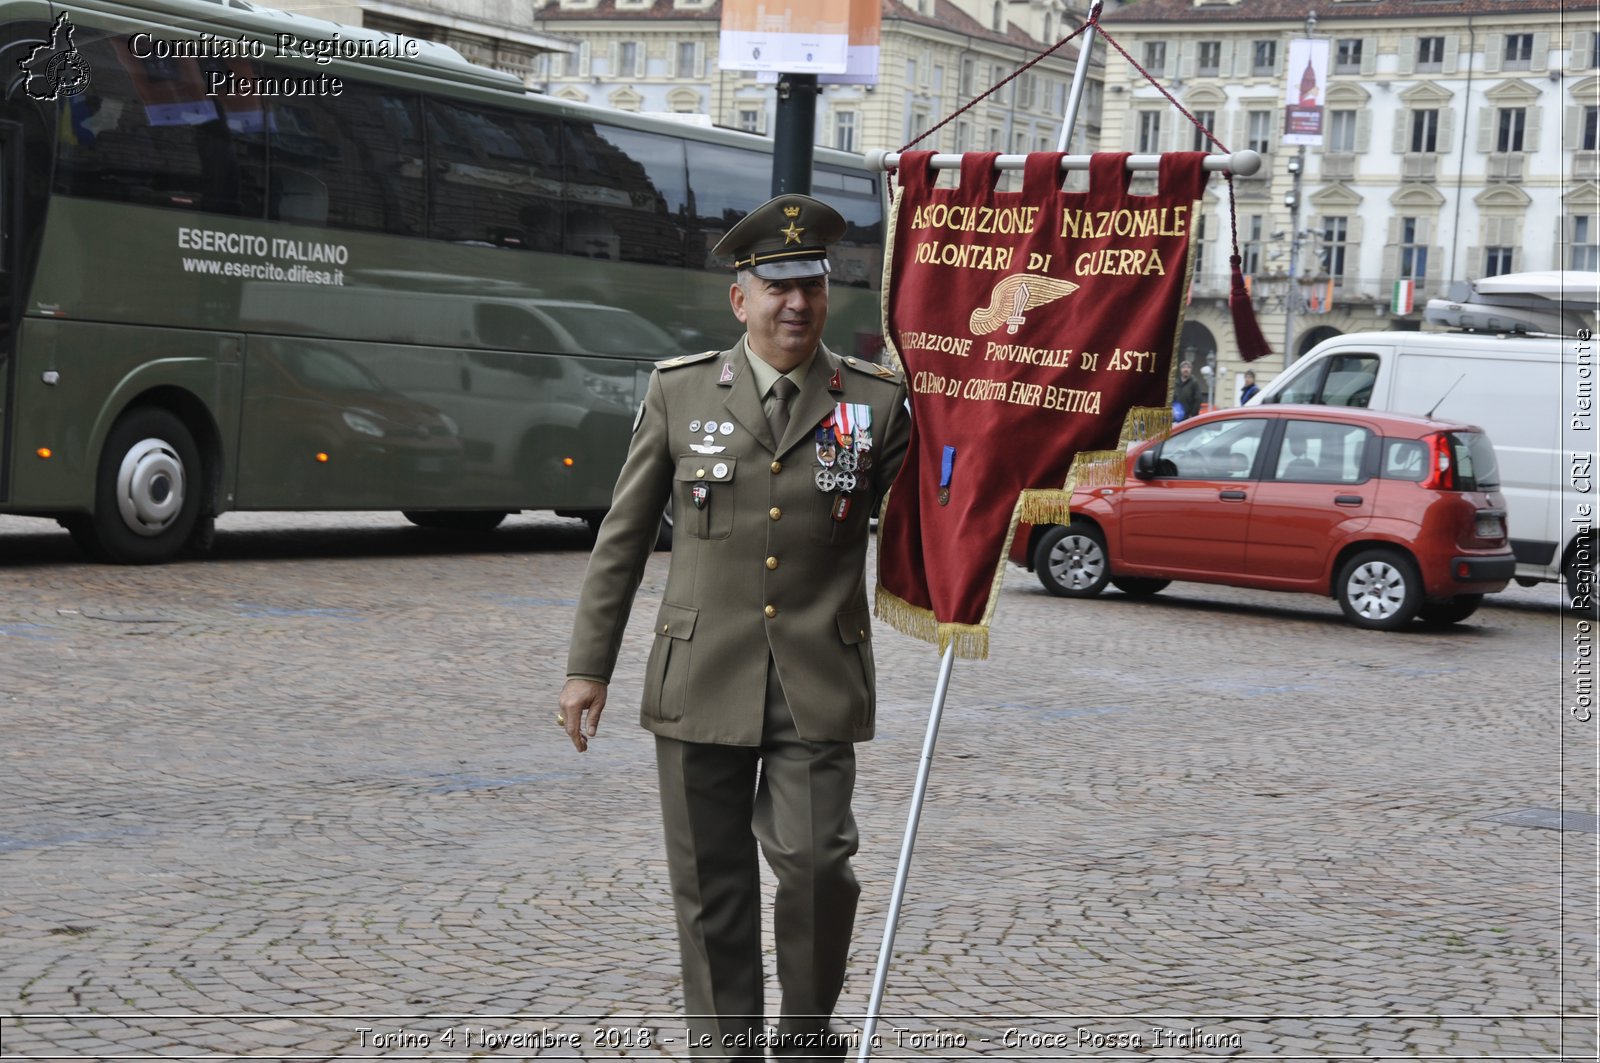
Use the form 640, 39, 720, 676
1334, 494, 1364, 506
1219, 489, 1248, 501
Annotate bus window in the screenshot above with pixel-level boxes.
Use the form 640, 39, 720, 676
266, 75, 423, 236
814, 167, 883, 290
564, 121, 686, 266
684, 140, 766, 269
427, 99, 562, 251
52, 33, 265, 216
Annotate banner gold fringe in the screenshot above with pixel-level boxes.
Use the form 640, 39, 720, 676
1017, 489, 1073, 526
937, 622, 990, 661
874, 586, 940, 644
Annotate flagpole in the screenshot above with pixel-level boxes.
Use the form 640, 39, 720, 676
856, 641, 956, 1062
857, 11, 1105, 1060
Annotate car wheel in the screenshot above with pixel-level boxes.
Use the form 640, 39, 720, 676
402, 510, 508, 532
1336, 548, 1422, 630
1110, 576, 1169, 597
1034, 521, 1110, 598
1566, 529, 1597, 617
81, 407, 203, 564
1417, 594, 1482, 625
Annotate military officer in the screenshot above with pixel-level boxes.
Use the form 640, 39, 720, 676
558, 193, 910, 1059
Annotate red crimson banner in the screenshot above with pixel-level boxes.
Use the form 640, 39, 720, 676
875, 151, 1212, 657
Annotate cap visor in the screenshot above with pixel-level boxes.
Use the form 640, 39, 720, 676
749, 258, 831, 281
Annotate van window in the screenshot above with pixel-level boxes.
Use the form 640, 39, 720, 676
1276, 353, 1378, 406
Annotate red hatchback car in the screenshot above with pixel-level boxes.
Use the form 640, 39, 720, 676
1013, 405, 1516, 629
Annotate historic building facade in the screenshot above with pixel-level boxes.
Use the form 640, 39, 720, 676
1099, 0, 1594, 397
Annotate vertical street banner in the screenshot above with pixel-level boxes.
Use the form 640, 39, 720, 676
1284, 37, 1329, 145
875, 151, 1212, 658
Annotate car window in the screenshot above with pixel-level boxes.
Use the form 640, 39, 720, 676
1382, 439, 1428, 481
1157, 418, 1267, 479
1275, 352, 1378, 406
1272, 419, 1373, 483
1451, 430, 1501, 491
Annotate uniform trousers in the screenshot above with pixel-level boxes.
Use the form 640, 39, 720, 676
654, 659, 860, 1060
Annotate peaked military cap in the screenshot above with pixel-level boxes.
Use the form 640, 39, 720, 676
711, 194, 846, 280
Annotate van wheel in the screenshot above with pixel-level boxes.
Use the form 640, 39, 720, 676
1110, 576, 1169, 597
1034, 521, 1110, 598
1336, 548, 1421, 630
1417, 595, 1482, 625
1566, 529, 1597, 618
81, 408, 203, 564
402, 510, 508, 532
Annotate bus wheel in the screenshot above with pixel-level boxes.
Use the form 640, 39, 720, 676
86, 408, 203, 564
402, 510, 508, 533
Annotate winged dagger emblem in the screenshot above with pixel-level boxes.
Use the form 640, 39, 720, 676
968, 273, 1080, 336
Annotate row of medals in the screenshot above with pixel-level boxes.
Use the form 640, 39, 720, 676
815, 407, 871, 520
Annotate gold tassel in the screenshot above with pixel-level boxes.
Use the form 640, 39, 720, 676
1017, 489, 1073, 526
936, 622, 990, 660
874, 587, 940, 644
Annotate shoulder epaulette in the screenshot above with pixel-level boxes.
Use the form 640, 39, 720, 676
842, 356, 902, 383
656, 349, 722, 371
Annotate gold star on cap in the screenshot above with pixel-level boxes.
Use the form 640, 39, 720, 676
780, 221, 805, 245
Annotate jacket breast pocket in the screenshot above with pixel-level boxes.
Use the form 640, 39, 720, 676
674, 456, 736, 540
643, 602, 698, 722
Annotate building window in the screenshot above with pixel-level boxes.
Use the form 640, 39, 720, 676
1584, 105, 1599, 151
955, 120, 971, 151
1573, 216, 1600, 271
1410, 109, 1439, 153
618, 41, 639, 77
1247, 110, 1273, 154
1328, 110, 1357, 152
960, 57, 974, 95
1192, 110, 1216, 151
909, 110, 930, 143
1019, 73, 1036, 109
1484, 247, 1514, 277
1138, 112, 1162, 153
1334, 38, 1362, 73
1496, 108, 1526, 152
1400, 217, 1428, 282
905, 58, 917, 86
1503, 33, 1533, 70
1417, 37, 1445, 72
992, 2, 1003, 32
1144, 41, 1167, 72
1321, 216, 1349, 281
1252, 40, 1277, 76
834, 110, 856, 152
738, 108, 760, 133
1198, 41, 1222, 76
1194, 212, 1207, 276
1242, 214, 1263, 275
677, 41, 697, 78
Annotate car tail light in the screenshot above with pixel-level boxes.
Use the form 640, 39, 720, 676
1422, 433, 1456, 490
1475, 512, 1506, 539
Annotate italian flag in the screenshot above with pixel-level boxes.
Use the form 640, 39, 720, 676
1392, 279, 1416, 315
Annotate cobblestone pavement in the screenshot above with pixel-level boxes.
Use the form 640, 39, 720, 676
0, 512, 1594, 1061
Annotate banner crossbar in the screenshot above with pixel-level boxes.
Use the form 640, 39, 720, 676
865, 148, 1261, 177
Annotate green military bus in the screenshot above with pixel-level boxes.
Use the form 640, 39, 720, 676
0, 0, 886, 562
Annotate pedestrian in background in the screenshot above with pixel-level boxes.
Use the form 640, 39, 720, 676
1240, 369, 1260, 405
1173, 359, 1203, 422
557, 194, 912, 1060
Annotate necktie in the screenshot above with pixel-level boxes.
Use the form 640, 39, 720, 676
767, 376, 799, 445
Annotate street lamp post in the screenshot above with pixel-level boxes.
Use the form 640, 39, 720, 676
1284, 150, 1304, 363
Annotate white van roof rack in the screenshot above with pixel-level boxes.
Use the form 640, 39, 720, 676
1424, 270, 1599, 336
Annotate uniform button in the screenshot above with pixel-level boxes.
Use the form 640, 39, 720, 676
769, 507, 782, 520
771, 460, 782, 473
764, 604, 777, 618
766, 556, 779, 570
662, 623, 670, 634
859, 628, 866, 638
695, 468, 706, 478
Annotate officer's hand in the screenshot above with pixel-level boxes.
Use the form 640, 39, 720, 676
558, 678, 607, 753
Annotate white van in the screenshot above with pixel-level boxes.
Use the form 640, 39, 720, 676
1253, 271, 1598, 601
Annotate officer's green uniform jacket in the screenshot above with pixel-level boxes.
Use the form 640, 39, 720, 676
567, 337, 910, 745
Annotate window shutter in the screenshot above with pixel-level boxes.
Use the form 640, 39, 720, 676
1524, 106, 1542, 152
1179, 40, 1195, 79
1393, 110, 1410, 154
1484, 34, 1503, 73
1468, 245, 1483, 271
1218, 40, 1234, 76
1443, 36, 1459, 74
1397, 37, 1416, 75
1349, 215, 1365, 245
1361, 40, 1376, 76
1356, 109, 1372, 153
1479, 106, 1496, 152
1437, 108, 1454, 154
1429, 245, 1443, 283
1533, 32, 1551, 73
579, 41, 591, 77
1567, 104, 1585, 147
1575, 31, 1595, 71
1381, 244, 1399, 285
